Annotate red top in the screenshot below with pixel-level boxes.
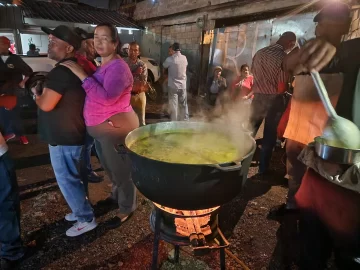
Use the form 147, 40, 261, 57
296, 169, 360, 238
0, 95, 16, 110
75, 53, 97, 76
230, 75, 254, 100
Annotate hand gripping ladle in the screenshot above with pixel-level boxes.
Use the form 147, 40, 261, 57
297, 38, 360, 149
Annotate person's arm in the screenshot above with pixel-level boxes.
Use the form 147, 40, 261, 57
34, 88, 62, 112
140, 62, 148, 83
82, 63, 133, 105
244, 91, 253, 99
14, 55, 33, 88
32, 66, 72, 112
243, 76, 254, 99
61, 60, 133, 106
297, 38, 337, 72
163, 57, 171, 70
282, 47, 300, 75
77, 56, 97, 76
19, 77, 29, 89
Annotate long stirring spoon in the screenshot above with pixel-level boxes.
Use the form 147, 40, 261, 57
310, 70, 360, 149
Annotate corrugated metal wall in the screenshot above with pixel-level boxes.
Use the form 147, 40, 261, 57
209, 12, 317, 82
0, 6, 23, 30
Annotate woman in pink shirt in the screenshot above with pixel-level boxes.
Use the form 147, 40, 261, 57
230, 64, 254, 102
62, 23, 139, 228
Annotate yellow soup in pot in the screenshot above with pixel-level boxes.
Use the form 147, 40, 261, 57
129, 132, 239, 165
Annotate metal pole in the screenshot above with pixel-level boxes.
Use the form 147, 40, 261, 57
174, 245, 180, 263
198, 24, 205, 96
151, 208, 161, 270
220, 248, 226, 270
160, 26, 164, 73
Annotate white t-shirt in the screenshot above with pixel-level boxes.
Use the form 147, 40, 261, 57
163, 51, 188, 90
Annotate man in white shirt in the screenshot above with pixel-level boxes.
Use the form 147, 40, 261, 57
163, 43, 189, 121
0, 113, 24, 268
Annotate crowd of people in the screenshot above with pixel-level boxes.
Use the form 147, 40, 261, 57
0, 1, 360, 269
0, 20, 192, 269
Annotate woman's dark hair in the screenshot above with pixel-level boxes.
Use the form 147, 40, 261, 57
95, 23, 122, 54
240, 64, 249, 71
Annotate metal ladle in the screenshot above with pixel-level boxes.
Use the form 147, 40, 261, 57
311, 70, 360, 149
296, 38, 360, 149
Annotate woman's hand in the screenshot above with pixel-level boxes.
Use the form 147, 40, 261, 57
296, 38, 337, 73
60, 61, 88, 81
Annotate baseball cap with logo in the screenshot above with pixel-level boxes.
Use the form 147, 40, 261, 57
314, 2, 351, 23
41, 25, 81, 50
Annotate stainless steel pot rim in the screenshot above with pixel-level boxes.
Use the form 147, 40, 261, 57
314, 136, 360, 151
125, 121, 256, 167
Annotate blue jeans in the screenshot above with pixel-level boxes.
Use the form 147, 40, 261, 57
0, 107, 24, 136
0, 152, 24, 261
250, 94, 288, 173
49, 145, 94, 222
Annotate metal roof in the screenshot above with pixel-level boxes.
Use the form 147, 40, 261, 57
15, 0, 141, 28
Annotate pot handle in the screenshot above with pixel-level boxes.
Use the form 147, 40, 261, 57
210, 160, 242, 172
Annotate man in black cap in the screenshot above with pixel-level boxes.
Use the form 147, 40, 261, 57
163, 42, 189, 121
284, 2, 360, 268
32, 25, 97, 237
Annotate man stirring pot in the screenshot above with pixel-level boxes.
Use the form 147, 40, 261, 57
285, 2, 360, 268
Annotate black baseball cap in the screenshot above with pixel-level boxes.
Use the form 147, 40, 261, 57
172, 42, 181, 51
41, 25, 81, 50
74, 27, 94, 41
314, 2, 351, 23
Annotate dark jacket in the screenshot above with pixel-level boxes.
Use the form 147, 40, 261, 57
0, 52, 33, 94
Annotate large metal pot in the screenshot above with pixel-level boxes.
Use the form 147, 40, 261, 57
314, 136, 360, 164
125, 121, 256, 210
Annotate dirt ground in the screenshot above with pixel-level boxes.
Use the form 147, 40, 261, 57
9, 94, 301, 270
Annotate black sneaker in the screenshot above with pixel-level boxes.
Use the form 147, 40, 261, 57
268, 203, 300, 221
97, 196, 118, 207
1, 246, 37, 269
104, 212, 133, 229
1, 258, 20, 270
87, 171, 104, 183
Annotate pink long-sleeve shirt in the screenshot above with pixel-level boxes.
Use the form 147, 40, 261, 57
82, 58, 134, 126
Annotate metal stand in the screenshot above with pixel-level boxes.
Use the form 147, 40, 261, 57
220, 247, 226, 270
151, 208, 228, 270
174, 245, 180, 263
152, 208, 161, 270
